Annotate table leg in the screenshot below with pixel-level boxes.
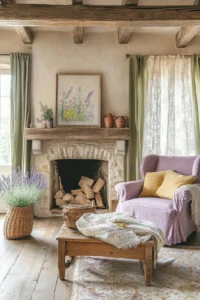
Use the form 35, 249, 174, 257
58, 240, 66, 280
144, 245, 153, 286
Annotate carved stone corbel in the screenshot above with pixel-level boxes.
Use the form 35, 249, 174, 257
32, 140, 42, 155
115, 140, 125, 156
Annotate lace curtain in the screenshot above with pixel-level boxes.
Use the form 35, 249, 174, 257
143, 55, 196, 157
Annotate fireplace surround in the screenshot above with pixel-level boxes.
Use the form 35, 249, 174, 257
26, 128, 129, 217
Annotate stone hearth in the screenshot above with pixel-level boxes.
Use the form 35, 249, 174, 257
33, 139, 126, 217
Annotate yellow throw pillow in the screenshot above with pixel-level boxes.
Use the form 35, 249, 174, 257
139, 170, 171, 197
155, 170, 196, 200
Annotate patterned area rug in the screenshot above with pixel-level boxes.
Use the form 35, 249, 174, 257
70, 248, 200, 300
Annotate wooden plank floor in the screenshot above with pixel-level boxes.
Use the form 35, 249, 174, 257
1, 214, 199, 300
0, 215, 73, 300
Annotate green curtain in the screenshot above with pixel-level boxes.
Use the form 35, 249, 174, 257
191, 55, 200, 154
129, 55, 148, 181
10, 53, 31, 172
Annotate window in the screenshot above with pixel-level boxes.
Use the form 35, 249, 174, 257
142, 56, 195, 157
0, 72, 11, 165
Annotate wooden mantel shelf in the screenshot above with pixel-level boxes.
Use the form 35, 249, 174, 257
25, 128, 129, 141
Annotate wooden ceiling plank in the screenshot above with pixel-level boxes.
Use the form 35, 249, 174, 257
176, 26, 199, 47
15, 26, 33, 44
118, 27, 132, 43
74, 26, 84, 43
2, 4, 200, 27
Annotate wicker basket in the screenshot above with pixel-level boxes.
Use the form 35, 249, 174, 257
4, 205, 34, 240
63, 204, 95, 229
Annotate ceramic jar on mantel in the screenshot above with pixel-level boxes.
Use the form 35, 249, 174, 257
114, 116, 127, 128
104, 113, 114, 128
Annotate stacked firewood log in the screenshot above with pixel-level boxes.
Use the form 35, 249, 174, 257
54, 176, 105, 209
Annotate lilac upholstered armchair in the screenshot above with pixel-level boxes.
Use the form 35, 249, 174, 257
116, 155, 200, 245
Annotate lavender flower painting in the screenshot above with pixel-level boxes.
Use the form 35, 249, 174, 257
56, 74, 101, 126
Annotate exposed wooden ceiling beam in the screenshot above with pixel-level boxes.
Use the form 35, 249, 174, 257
138, 0, 198, 5
74, 26, 84, 43
73, 0, 82, 4
16, 0, 73, 4
0, 0, 11, 6
121, 0, 138, 4
176, 0, 199, 48
15, 26, 33, 44
176, 26, 199, 47
2, 4, 200, 27
84, 1, 126, 4
118, 27, 132, 43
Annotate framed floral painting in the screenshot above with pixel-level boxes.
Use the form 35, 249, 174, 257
56, 73, 101, 127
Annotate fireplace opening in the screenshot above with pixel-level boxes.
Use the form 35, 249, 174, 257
51, 159, 108, 212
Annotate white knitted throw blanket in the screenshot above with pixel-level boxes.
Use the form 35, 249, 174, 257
76, 212, 165, 268
178, 184, 200, 228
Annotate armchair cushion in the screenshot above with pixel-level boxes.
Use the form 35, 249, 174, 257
139, 170, 171, 197
155, 170, 196, 199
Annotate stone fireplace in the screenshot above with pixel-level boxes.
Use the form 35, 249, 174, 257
26, 128, 129, 217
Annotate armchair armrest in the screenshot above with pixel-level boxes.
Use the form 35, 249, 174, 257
173, 184, 200, 212
115, 180, 144, 203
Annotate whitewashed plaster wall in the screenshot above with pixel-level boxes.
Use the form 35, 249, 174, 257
31, 31, 130, 125
1, 30, 200, 124
0, 30, 30, 54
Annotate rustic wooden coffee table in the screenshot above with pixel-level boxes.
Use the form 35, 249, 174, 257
56, 224, 154, 286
